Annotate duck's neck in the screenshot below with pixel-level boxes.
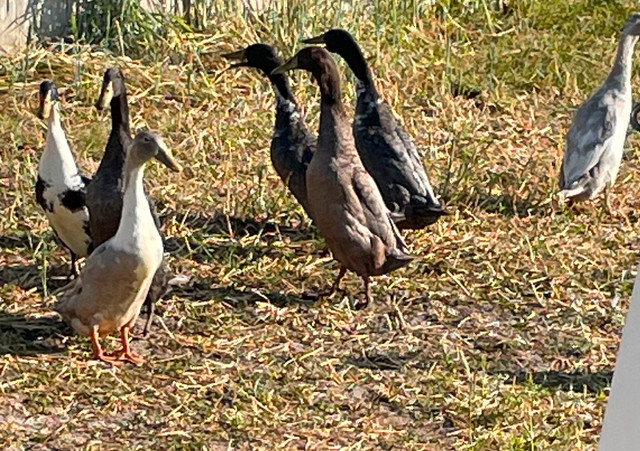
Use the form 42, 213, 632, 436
607, 32, 638, 89
336, 40, 378, 97
112, 159, 155, 249
270, 73, 301, 126
315, 62, 350, 156
96, 92, 131, 174
40, 105, 82, 186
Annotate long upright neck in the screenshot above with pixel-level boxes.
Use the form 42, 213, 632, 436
268, 72, 296, 103
337, 40, 378, 96
607, 33, 638, 88
316, 63, 350, 156
112, 159, 153, 248
40, 105, 82, 185
270, 73, 302, 127
96, 93, 131, 174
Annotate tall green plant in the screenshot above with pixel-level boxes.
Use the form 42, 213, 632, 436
71, 0, 190, 60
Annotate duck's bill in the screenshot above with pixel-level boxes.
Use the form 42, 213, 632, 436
301, 34, 324, 44
222, 49, 248, 68
37, 92, 53, 119
271, 56, 299, 75
95, 80, 114, 111
155, 147, 182, 172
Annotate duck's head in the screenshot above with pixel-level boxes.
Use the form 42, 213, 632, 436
624, 13, 640, 36
271, 46, 335, 77
96, 67, 126, 111
222, 44, 283, 76
129, 130, 182, 172
37, 80, 60, 120
302, 28, 357, 55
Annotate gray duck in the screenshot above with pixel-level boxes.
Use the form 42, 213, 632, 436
559, 13, 640, 206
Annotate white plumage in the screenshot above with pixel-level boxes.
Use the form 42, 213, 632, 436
35, 80, 92, 276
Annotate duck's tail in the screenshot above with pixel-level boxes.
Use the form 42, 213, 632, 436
399, 198, 449, 229
382, 249, 415, 274
51, 277, 82, 318
558, 179, 589, 202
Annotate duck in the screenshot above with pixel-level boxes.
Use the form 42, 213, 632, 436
86, 67, 171, 335
35, 80, 92, 278
55, 130, 181, 365
558, 13, 640, 207
222, 44, 316, 216
302, 29, 447, 229
630, 100, 640, 131
272, 47, 414, 307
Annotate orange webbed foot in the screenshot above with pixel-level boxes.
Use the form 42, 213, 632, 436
90, 326, 124, 366
92, 350, 125, 367
108, 348, 144, 366
110, 325, 145, 366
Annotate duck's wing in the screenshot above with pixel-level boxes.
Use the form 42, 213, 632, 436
349, 163, 408, 252
60, 189, 87, 213
561, 94, 618, 188
55, 243, 145, 319
271, 117, 317, 213
35, 176, 51, 212
354, 99, 438, 209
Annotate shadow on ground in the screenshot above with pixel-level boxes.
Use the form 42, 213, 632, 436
162, 210, 317, 259
0, 261, 71, 295
498, 369, 613, 393
346, 350, 421, 371
0, 312, 70, 356
171, 279, 319, 309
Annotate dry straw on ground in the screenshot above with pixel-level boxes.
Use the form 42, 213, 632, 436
1, 1, 640, 449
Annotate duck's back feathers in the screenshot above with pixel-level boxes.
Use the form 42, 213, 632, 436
307, 135, 413, 278
55, 244, 153, 336
560, 88, 628, 200
271, 96, 317, 213
354, 91, 446, 228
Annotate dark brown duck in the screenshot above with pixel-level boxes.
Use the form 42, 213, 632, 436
273, 47, 413, 307
223, 44, 316, 216
303, 29, 447, 229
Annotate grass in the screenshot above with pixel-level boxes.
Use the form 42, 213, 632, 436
2, 0, 640, 449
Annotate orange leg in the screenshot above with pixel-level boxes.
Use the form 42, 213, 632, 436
110, 326, 144, 366
90, 325, 122, 366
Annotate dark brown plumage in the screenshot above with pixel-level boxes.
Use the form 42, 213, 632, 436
273, 47, 413, 307
223, 44, 316, 216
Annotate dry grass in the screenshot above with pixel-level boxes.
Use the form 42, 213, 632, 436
2, 1, 640, 449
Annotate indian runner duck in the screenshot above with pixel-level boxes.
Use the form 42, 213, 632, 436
630, 100, 640, 131
303, 28, 447, 229
223, 43, 316, 216
55, 130, 181, 365
272, 47, 414, 307
35, 80, 92, 278
86, 67, 171, 335
558, 13, 640, 206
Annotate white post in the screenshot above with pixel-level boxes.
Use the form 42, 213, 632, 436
599, 263, 640, 450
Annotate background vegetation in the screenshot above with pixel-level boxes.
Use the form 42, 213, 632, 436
1, 0, 640, 449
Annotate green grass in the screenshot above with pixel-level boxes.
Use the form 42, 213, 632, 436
2, 0, 640, 449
